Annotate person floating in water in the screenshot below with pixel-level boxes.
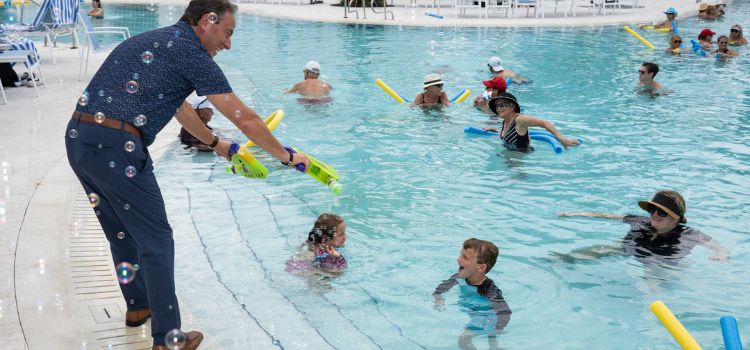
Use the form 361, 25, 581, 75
556, 190, 730, 265
487, 56, 528, 84
285, 213, 347, 274
413, 74, 450, 107
483, 92, 580, 153
638, 7, 678, 33
286, 60, 332, 98
433, 238, 511, 350
637, 62, 663, 94
714, 35, 739, 58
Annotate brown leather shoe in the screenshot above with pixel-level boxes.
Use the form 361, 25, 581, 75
152, 331, 203, 350
125, 308, 151, 327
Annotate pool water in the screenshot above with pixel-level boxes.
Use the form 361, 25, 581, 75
86, 2, 750, 349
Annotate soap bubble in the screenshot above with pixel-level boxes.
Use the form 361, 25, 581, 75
141, 51, 154, 64
116, 262, 135, 284
188, 147, 198, 156
98, 90, 105, 97
106, 96, 113, 103
154, 42, 160, 48
109, 161, 116, 168
167, 41, 173, 48
132, 73, 139, 80
94, 112, 105, 124
134, 114, 147, 127
124, 141, 135, 152
68, 129, 78, 139
78, 91, 89, 106
174, 30, 181, 38
133, 264, 140, 271
117, 232, 125, 239
158, 94, 164, 99
165, 329, 187, 350
97, 144, 103, 149
51, 7, 60, 20
126, 81, 138, 94
88, 193, 100, 208
207, 12, 219, 24
123, 203, 131, 210
125, 166, 136, 178
234, 110, 241, 118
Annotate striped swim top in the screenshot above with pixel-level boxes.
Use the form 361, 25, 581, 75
500, 117, 532, 152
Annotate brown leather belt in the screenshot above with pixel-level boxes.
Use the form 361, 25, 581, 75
72, 111, 142, 139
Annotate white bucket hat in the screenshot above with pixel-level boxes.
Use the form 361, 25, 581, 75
191, 96, 214, 110
422, 74, 444, 88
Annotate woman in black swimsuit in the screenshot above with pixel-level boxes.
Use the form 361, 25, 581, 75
413, 74, 450, 107
714, 35, 739, 58
483, 92, 580, 152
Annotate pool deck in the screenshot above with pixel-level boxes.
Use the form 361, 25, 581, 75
0, 0, 729, 349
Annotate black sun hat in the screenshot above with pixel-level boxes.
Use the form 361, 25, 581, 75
638, 192, 687, 224
488, 92, 521, 115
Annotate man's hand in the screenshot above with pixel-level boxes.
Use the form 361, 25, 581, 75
213, 139, 232, 161
288, 151, 311, 170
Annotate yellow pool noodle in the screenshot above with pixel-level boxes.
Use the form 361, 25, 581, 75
624, 26, 655, 49
454, 89, 472, 103
375, 79, 407, 103
243, 109, 285, 148
650, 301, 702, 350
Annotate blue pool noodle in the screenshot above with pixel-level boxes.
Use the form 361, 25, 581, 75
720, 316, 743, 350
506, 78, 513, 88
671, 20, 679, 35
464, 127, 581, 154
690, 39, 706, 57
425, 12, 444, 19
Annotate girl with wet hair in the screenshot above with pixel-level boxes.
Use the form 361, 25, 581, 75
286, 213, 348, 273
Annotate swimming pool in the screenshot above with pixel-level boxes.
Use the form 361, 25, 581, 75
100, 2, 750, 349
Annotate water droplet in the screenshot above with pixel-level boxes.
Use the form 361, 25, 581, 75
125, 166, 136, 178
116, 262, 136, 284
124, 141, 135, 152
158, 94, 164, 99
207, 12, 219, 24
126, 81, 138, 94
98, 90, 105, 97
134, 114, 147, 127
273, 340, 280, 346
188, 147, 198, 156
117, 232, 125, 239
165, 329, 187, 350
95, 210, 101, 216
123, 203, 131, 210
88, 193, 100, 207
78, 91, 89, 106
132, 73, 139, 80
234, 110, 241, 118
109, 161, 116, 168
68, 129, 78, 138
94, 112, 106, 124
174, 30, 181, 38
141, 51, 154, 64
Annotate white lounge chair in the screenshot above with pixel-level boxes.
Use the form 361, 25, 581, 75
0, 0, 80, 64
77, 7, 130, 80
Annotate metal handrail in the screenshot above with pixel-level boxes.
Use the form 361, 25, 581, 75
343, 0, 361, 18
371, 0, 394, 19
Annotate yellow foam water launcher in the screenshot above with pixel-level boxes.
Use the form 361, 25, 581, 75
375, 79, 407, 103
243, 109, 285, 148
650, 301, 702, 350
226, 143, 269, 179
624, 26, 655, 49
286, 147, 342, 195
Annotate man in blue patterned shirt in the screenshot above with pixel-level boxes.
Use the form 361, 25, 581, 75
65, 1, 309, 348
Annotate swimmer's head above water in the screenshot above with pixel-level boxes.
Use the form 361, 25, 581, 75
637, 190, 687, 233
457, 238, 498, 283
307, 213, 346, 248
487, 56, 504, 73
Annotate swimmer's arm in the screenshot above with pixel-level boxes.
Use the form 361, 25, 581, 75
285, 82, 303, 94
412, 93, 424, 106
557, 212, 625, 220
518, 115, 580, 149
703, 239, 729, 262
441, 92, 450, 107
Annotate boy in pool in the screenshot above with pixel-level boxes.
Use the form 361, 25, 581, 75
637, 62, 662, 94
433, 238, 511, 350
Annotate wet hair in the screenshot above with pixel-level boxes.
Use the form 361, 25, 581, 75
306, 213, 344, 246
717, 35, 730, 43
642, 62, 659, 77
180, 0, 237, 25
463, 238, 499, 273
655, 190, 686, 218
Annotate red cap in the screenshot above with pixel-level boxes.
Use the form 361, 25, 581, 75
482, 77, 507, 91
699, 28, 716, 37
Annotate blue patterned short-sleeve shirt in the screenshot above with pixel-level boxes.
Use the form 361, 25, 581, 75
76, 21, 232, 146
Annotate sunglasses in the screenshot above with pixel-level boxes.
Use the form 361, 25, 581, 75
494, 101, 513, 109
433, 84, 443, 89
673, 40, 682, 44
719, 41, 729, 44
638, 70, 648, 75
647, 205, 670, 218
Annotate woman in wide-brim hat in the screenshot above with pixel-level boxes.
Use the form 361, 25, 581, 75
556, 190, 729, 263
413, 74, 450, 107
483, 92, 580, 152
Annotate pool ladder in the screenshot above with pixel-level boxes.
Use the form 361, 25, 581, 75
344, 0, 394, 20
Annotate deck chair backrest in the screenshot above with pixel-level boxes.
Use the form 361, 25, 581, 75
78, 8, 103, 51
37, 0, 79, 28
